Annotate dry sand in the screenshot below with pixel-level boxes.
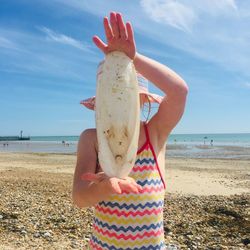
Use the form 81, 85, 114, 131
1, 152, 249, 196
165, 158, 249, 196
0, 152, 249, 249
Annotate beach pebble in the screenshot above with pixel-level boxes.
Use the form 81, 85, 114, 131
165, 244, 179, 250
69, 233, 77, 239
20, 229, 27, 235
33, 232, 40, 238
220, 246, 229, 250
187, 235, 194, 241
46, 198, 52, 204
70, 240, 82, 249
43, 231, 52, 238
242, 238, 250, 245
194, 236, 202, 241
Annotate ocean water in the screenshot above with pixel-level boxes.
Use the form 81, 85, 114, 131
31, 136, 79, 142
1, 133, 250, 159
168, 133, 250, 146
30, 133, 250, 147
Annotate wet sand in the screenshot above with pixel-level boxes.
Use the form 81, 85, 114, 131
1, 141, 250, 159
0, 152, 249, 249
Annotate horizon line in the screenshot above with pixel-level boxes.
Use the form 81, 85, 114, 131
24, 132, 250, 137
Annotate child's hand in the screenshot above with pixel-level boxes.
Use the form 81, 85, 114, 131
81, 172, 142, 194
93, 12, 136, 60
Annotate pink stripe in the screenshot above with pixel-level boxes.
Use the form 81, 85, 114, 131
133, 165, 155, 172
89, 240, 102, 250
93, 225, 164, 240
122, 186, 164, 195
95, 206, 163, 217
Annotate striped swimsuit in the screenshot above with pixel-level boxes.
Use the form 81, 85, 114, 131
89, 123, 166, 250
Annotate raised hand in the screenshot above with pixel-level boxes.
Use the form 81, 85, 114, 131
81, 172, 142, 194
93, 12, 136, 60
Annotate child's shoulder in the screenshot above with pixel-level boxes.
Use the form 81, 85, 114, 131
80, 128, 96, 135
79, 128, 97, 144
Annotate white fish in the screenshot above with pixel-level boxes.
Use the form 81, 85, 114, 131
95, 51, 140, 178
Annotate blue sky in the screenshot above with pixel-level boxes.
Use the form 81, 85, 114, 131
0, 0, 249, 136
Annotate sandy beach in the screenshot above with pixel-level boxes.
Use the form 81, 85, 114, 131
0, 152, 249, 249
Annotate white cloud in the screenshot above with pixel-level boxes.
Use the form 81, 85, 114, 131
39, 27, 91, 52
0, 27, 98, 81
194, 0, 237, 13
134, 0, 250, 79
140, 0, 238, 32
0, 36, 23, 51
0, 36, 16, 49
140, 0, 197, 32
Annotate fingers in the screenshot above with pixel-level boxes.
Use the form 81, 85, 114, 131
81, 172, 106, 183
82, 173, 143, 195
117, 13, 127, 40
93, 12, 136, 58
107, 177, 142, 194
92, 36, 108, 53
118, 178, 141, 194
110, 12, 120, 39
103, 17, 113, 42
125, 177, 143, 192
109, 178, 122, 194
81, 173, 99, 182
136, 183, 143, 192
126, 22, 134, 43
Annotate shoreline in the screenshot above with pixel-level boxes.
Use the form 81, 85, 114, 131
1, 142, 250, 160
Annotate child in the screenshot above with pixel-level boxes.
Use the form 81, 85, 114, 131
73, 12, 188, 250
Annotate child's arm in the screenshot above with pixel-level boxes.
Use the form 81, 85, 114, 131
134, 53, 188, 142
72, 129, 141, 208
72, 129, 105, 208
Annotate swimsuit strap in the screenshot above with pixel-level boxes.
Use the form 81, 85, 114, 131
143, 121, 166, 190
143, 122, 150, 143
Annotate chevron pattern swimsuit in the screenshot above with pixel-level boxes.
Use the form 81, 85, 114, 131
89, 123, 166, 249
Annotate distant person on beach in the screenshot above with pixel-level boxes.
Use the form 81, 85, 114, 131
72, 12, 188, 249
204, 136, 208, 145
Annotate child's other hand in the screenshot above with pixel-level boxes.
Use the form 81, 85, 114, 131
81, 172, 142, 194
93, 12, 136, 60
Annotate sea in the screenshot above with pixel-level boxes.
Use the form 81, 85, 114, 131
0, 133, 250, 159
